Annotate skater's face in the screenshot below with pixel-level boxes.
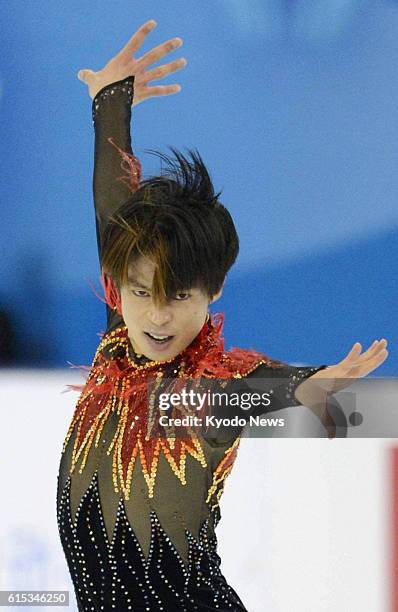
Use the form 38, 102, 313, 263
120, 256, 223, 362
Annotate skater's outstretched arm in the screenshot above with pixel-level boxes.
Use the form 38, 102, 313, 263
244, 337, 388, 438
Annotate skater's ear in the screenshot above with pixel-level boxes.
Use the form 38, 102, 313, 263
209, 281, 225, 304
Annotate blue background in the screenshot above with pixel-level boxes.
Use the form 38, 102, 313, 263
1, 0, 396, 373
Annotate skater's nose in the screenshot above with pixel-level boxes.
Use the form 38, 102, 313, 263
147, 302, 173, 327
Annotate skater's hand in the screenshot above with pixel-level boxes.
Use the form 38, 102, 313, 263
294, 338, 388, 439
305, 338, 388, 394
77, 20, 187, 105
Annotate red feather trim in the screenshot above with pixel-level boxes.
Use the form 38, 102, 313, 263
86, 272, 122, 315
107, 137, 142, 193
100, 271, 122, 315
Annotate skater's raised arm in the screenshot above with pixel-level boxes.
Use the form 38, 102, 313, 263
91, 75, 136, 252
77, 19, 187, 259
77, 21, 186, 328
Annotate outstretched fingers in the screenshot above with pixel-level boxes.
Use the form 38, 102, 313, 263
355, 339, 388, 364
140, 57, 187, 85
116, 20, 158, 61
337, 339, 388, 376
340, 342, 362, 368
139, 84, 182, 99
77, 69, 95, 84
136, 37, 183, 71
345, 341, 388, 377
350, 350, 388, 377
357, 342, 388, 371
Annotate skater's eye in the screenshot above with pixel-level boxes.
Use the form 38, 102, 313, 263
132, 290, 150, 297
174, 292, 191, 301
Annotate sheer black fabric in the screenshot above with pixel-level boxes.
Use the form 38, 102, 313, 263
56, 76, 327, 611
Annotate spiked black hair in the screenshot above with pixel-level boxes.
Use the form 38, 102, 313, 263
101, 147, 239, 303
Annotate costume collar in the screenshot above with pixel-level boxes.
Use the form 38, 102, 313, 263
63, 310, 282, 501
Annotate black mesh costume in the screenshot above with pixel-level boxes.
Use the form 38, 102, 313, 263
56, 76, 327, 612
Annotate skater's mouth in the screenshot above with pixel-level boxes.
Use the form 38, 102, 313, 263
144, 331, 174, 344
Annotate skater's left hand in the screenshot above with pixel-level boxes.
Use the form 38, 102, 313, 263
307, 338, 388, 393
294, 338, 389, 439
